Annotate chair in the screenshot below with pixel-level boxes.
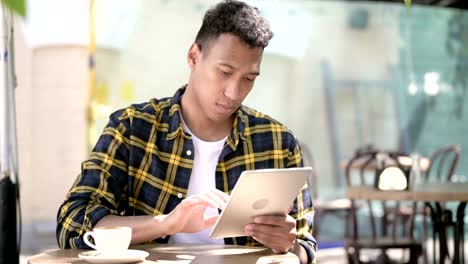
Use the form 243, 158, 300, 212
299, 143, 354, 240
424, 144, 461, 183
344, 150, 423, 264
421, 144, 461, 263
393, 145, 461, 263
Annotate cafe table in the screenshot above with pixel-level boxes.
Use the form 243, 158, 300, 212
346, 182, 468, 264
28, 243, 300, 264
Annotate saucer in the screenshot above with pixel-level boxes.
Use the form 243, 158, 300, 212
78, 249, 149, 263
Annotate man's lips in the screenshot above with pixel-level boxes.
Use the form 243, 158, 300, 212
216, 103, 236, 112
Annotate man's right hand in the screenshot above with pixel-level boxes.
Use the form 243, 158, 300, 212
163, 189, 230, 235
94, 189, 230, 244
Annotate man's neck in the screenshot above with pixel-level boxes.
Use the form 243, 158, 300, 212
180, 95, 232, 142
183, 116, 231, 142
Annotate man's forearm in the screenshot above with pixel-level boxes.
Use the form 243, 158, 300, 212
95, 214, 169, 245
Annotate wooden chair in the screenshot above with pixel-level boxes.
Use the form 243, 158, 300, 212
425, 144, 461, 183
344, 150, 423, 264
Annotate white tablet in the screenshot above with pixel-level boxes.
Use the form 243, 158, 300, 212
209, 167, 311, 239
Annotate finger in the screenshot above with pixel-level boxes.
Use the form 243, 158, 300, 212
185, 195, 219, 209
206, 191, 227, 209
203, 215, 219, 228
253, 215, 296, 228
245, 223, 295, 238
196, 192, 228, 210
212, 189, 230, 202
272, 248, 290, 254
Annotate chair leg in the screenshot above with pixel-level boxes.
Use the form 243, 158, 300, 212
346, 251, 354, 264
352, 248, 360, 264
407, 246, 422, 264
432, 225, 437, 264
423, 214, 429, 264
346, 246, 361, 264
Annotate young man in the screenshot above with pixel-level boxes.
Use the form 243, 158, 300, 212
57, 1, 316, 263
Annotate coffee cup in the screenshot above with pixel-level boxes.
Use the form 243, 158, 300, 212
83, 226, 132, 256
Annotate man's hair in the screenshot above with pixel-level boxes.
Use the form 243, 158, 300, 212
195, 0, 273, 52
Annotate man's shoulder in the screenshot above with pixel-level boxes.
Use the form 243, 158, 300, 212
239, 105, 298, 148
112, 96, 173, 121
240, 105, 289, 131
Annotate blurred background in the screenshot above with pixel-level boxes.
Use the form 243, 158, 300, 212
6, 0, 468, 262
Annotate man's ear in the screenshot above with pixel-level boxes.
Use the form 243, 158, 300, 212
187, 43, 201, 69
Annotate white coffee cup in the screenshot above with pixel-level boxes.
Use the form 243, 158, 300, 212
83, 226, 132, 256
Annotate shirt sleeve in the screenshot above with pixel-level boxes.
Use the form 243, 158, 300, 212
56, 109, 131, 249
287, 137, 317, 264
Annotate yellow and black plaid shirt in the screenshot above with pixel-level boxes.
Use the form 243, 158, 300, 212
57, 86, 316, 262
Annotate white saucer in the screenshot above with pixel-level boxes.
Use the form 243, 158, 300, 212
78, 249, 149, 263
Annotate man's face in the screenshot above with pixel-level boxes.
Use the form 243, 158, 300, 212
187, 34, 263, 123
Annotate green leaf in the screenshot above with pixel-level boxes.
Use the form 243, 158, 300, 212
404, 0, 411, 11
2, 0, 26, 17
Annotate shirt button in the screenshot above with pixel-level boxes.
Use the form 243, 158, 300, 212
186, 150, 192, 156
177, 193, 183, 199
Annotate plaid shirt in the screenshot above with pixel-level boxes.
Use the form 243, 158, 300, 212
57, 86, 316, 262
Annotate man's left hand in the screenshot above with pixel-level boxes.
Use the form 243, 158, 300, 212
244, 214, 297, 253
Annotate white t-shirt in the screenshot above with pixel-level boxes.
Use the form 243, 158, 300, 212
168, 118, 227, 244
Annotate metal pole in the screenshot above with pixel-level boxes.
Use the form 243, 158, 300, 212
0, 0, 9, 176
0, 4, 19, 264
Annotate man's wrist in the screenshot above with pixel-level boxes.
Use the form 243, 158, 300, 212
152, 214, 171, 237
289, 239, 300, 254
289, 239, 309, 264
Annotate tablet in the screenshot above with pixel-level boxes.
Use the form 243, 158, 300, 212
209, 167, 311, 239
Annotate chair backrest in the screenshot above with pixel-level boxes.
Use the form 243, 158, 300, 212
425, 144, 461, 182
345, 150, 418, 241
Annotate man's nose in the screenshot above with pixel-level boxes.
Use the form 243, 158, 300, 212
224, 80, 242, 101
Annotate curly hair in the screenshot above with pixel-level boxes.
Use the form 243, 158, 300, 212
195, 0, 273, 52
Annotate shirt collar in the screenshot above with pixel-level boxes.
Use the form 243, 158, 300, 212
165, 85, 247, 148
166, 85, 188, 140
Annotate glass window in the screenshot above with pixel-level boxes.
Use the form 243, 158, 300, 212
93, 0, 468, 198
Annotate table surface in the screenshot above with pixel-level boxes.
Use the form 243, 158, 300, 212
27, 243, 299, 264
346, 182, 468, 202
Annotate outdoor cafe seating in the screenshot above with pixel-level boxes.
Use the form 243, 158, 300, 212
344, 146, 467, 264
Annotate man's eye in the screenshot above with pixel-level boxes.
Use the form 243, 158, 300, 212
244, 77, 254, 82
220, 70, 232, 76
